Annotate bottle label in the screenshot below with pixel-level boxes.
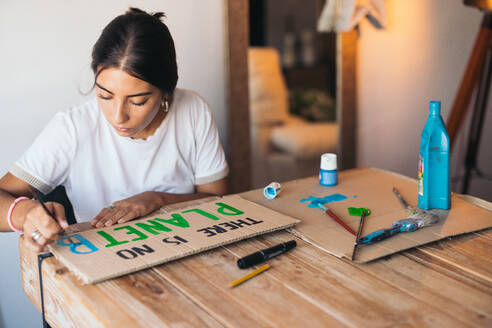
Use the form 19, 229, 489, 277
319, 169, 337, 186
418, 155, 424, 196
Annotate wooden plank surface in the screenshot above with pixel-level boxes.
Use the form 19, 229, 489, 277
241, 233, 490, 328
20, 237, 224, 328
150, 236, 347, 327
360, 235, 492, 327
20, 227, 492, 327
411, 230, 492, 287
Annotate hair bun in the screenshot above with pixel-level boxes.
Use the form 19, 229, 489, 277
126, 7, 146, 15
152, 12, 166, 20
126, 7, 166, 21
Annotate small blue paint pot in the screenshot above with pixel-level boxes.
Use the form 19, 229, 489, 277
263, 182, 281, 200
319, 153, 338, 186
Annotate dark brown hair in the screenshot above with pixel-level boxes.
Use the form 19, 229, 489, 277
91, 7, 178, 96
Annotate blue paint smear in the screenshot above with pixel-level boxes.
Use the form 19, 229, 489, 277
353, 195, 357, 198
300, 193, 348, 208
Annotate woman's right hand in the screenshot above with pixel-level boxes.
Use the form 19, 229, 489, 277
22, 202, 69, 252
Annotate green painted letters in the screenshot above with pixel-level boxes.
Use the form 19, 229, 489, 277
135, 220, 173, 234
216, 202, 244, 216
97, 231, 130, 248
182, 208, 221, 221
154, 214, 190, 228
114, 225, 148, 241
95, 202, 245, 248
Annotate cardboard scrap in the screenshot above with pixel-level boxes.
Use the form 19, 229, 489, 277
239, 167, 492, 263
48, 195, 300, 284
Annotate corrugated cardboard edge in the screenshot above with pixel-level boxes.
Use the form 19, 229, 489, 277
49, 195, 301, 284
285, 228, 346, 259
354, 226, 492, 264
352, 167, 492, 263
455, 194, 492, 212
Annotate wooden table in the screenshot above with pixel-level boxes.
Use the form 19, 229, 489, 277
20, 169, 492, 327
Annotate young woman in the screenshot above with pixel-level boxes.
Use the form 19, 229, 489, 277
0, 8, 229, 252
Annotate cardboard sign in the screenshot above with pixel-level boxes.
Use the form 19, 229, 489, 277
48, 195, 300, 284
240, 168, 492, 263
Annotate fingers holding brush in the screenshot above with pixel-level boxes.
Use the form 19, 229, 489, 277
23, 201, 67, 252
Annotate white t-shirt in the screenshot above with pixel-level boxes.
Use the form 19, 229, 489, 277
10, 89, 229, 222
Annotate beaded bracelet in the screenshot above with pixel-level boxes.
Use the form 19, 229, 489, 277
7, 196, 29, 233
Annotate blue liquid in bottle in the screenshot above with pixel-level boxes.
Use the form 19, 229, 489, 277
418, 101, 450, 210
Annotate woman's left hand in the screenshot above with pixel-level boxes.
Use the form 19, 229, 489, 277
90, 191, 162, 228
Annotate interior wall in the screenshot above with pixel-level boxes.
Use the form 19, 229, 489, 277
0, 1, 225, 327
357, 0, 492, 201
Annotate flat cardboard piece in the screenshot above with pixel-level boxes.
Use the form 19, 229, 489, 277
48, 195, 300, 284
239, 168, 492, 263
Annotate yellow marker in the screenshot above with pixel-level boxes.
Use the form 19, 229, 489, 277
230, 264, 271, 288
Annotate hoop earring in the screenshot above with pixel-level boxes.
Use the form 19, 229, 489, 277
161, 100, 169, 112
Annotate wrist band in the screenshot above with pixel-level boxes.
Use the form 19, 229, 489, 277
7, 196, 29, 233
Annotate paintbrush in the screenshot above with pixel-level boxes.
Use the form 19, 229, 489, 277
30, 187, 77, 244
318, 204, 356, 236
357, 213, 439, 245
392, 187, 412, 211
34, 197, 77, 244
351, 208, 370, 261
392, 187, 439, 224
357, 189, 440, 245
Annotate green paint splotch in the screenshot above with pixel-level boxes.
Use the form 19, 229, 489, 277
300, 194, 348, 208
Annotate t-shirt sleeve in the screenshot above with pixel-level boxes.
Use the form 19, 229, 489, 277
9, 111, 76, 194
193, 101, 229, 185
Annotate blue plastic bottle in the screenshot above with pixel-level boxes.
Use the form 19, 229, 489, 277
418, 101, 451, 210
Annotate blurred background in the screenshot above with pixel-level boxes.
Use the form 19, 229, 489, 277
247, 0, 492, 201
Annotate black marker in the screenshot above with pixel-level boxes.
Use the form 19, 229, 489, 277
237, 240, 297, 269
31, 188, 76, 244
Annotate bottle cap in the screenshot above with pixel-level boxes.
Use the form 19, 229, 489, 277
320, 153, 337, 170
429, 101, 441, 114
